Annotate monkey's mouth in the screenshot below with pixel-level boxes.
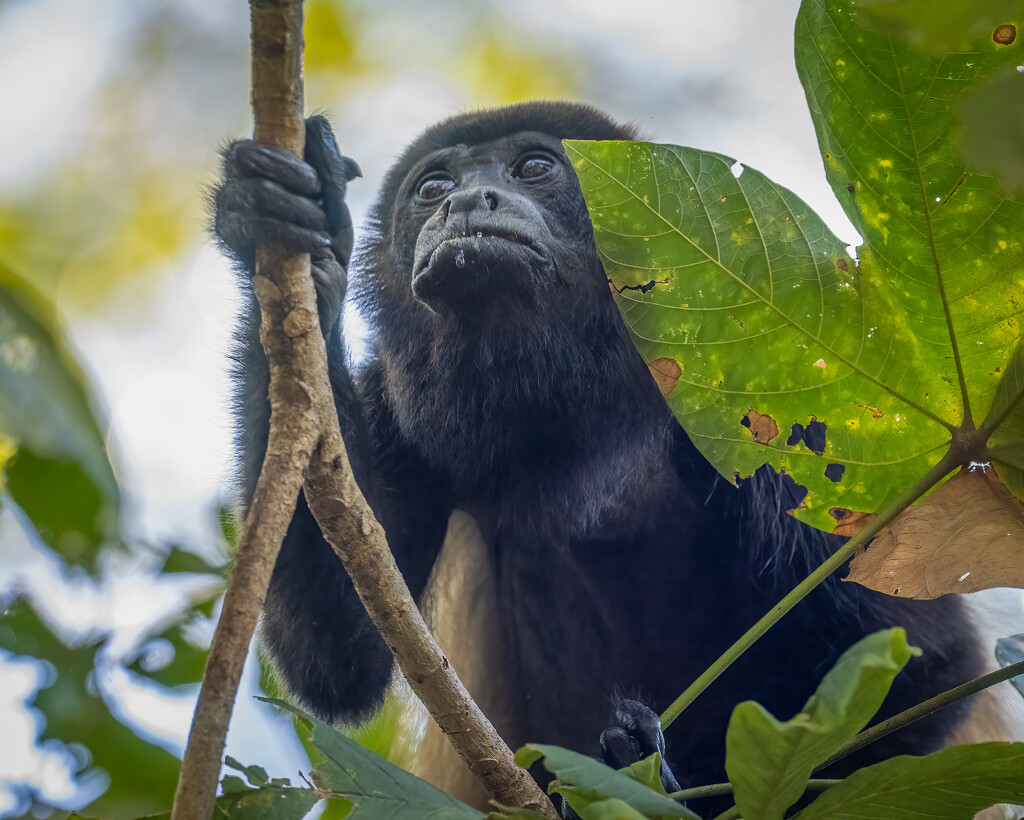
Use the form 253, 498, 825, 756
412, 232, 547, 307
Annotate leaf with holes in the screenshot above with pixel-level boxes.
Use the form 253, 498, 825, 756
566, 0, 1024, 533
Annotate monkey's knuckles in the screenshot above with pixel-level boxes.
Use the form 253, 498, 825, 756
226, 138, 322, 197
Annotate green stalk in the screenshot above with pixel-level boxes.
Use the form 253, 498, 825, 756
661, 449, 960, 729
670, 779, 841, 803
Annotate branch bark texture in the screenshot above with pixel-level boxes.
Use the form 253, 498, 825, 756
171, 3, 314, 819
172, 1, 556, 816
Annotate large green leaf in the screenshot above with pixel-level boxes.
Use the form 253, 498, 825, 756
725, 629, 918, 820
265, 699, 483, 820
0, 262, 119, 566
567, 0, 1024, 531
792, 742, 1024, 819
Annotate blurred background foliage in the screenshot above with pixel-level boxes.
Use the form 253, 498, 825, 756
1, 0, 1019, 818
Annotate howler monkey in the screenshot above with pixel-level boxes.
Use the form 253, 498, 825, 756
215, 101, 992, 813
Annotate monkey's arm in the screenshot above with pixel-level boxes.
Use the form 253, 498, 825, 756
215, 117, 452, 721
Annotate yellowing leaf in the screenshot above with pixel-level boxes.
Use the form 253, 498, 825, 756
847, 466, 1024, 597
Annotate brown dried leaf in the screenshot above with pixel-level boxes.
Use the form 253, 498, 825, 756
847, 466, 1024, 599
648, 357, 682, 396
744, 410, 779, 445
829, 508, 877, 537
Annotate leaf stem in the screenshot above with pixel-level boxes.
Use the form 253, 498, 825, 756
815, 659, 1024, 772
671, 779, 840, 804
660, 449, 960, 730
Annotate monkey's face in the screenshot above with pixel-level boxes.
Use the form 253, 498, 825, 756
394, 132, 602, 313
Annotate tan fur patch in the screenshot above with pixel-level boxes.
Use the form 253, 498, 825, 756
391, 510, 516, 810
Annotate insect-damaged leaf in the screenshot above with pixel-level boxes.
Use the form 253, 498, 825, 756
567, 0, 1024, 534
847, 466, 1024, 597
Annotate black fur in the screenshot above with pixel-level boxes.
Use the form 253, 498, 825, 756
215, 101, 983, 811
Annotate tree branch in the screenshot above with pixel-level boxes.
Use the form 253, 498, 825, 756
172, 1, 556, 816
171, 3, 314, 819
306, 434, 556, 815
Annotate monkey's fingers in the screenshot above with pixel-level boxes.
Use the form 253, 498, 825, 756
214, 176, 332, 262
224, 139, 323, 197
304, 115, 360, 241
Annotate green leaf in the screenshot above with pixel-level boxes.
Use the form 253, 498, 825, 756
214, 784, 320, 820
792, 742, 1024, 819
0, 262, 119, 567
128, 601, 219, 688
225, 756, 271, 787
958, 67, 1024, 194
0, 599, 179, 818
560, 795, 652, 820
222, 775, 251, 795
797, 0, 1024, 488
725, 628, 918, 820
619, 753, 668, 795
568, 136, 940, 530
264, 699, 483, 819
160, 544, 226, 576
568, 0, 1024, 531
517, 745, 697, 819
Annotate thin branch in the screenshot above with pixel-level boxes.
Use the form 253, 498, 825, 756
816, 659, 1024, 772
174, 1, 557, 816
670, 779, 840, 803
661, 448, 961, 729
171, 3, 314, 818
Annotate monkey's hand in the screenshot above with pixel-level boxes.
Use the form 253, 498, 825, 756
561, 699, 682, 820
214, 115, 361, 334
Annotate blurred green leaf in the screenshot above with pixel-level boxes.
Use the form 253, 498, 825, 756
305, 0, 360, 75
127, 549, 221, 687
264, 698, 480, 819
160, 543, 226, 576
792, 742, 1024, 819
725, 629, 918, 820
516, 745, 696, 820
958, 68, 1024, 194
0, 599, 179, 818
128, 616, 209, 688
0, 262, 119, 567
851, 0, 1023, 50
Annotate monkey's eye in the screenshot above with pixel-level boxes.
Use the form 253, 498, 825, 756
514, 155, 556, 179
416, 174, 456, 201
